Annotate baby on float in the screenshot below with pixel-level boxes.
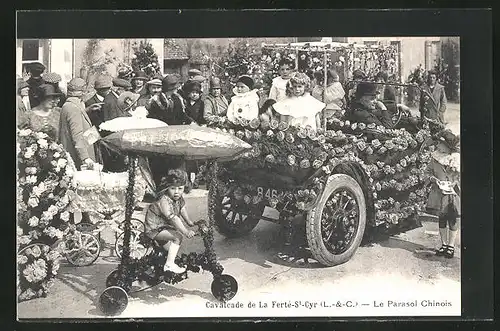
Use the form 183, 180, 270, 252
272, 72, 326, 131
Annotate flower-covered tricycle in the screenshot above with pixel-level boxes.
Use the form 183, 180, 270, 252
96, 125, 252, 316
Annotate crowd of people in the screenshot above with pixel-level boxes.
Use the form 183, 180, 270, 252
16, 60, 449, 183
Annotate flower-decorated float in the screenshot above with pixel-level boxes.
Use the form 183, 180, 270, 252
205, 41, 445, 267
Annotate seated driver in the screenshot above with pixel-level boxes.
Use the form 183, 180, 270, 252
144, 169, 196, 274
347, 82, 393, 127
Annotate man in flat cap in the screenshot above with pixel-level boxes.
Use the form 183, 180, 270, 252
26, 62, 46, 108
347, 82, 393, 127
101, 77, 132, 122
137, 77, 163, 110
188, 68, 203, 80
16, 78, 30, 126
85, 74, 113, 128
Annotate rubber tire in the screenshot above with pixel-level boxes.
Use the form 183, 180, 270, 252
306, 174, 367, 267
214, 195, 261, 238
98, 286, 128, 316
211, 274, 238, 302
65, 232, 101, 267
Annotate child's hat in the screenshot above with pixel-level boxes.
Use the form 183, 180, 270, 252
237, 75, 254, 90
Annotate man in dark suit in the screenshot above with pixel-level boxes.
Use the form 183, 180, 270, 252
347, 82, 393, 128
419, 70, 447, 124
84, 74, 113, 128
147, 75, 193, 125
102, 78, 132, 122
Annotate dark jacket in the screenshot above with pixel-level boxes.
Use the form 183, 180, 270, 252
419, 83, 447, 124
348, 101, 393, 128
185, 99, 205, 125
85, 93, 106, 128
147, 92, 193, 125
102, 91, 130, 122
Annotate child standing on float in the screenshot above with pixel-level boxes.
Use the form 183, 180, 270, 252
426, 129, 461, 258
226, 75, 260, 123
144, 169, 197, 273
268, 58, 295, 102
273, 72, 326, 131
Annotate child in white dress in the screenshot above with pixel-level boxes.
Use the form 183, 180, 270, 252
226, 75, 260, 124
268, 58, 295, 102
273, 72, 326, 131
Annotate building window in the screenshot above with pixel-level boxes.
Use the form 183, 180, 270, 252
22, 40, 39, 61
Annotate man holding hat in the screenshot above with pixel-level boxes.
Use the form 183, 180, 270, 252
203, 76, 228, 124
138, 77, 163, 109
147, 74, 192, 125
85, 74, 113, 128
26, 62, 46, 108
131, 71, 149, 96
101, 77, 132, 122
347, 82, 393, 127
59, 77, 98, 171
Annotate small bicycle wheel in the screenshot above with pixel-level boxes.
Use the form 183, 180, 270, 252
98, 286, 128, 316
211, 274, 238, 302
65, 232, 101, 266
115, 230, 150, 260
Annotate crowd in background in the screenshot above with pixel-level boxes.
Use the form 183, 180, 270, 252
16, 60, 448, 192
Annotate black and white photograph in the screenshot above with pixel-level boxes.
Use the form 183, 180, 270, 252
16, 6, 487, 319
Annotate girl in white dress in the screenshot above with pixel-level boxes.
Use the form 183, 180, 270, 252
273, 72, 326, 131
226, 75, 260, 124
268, 58, 295, 102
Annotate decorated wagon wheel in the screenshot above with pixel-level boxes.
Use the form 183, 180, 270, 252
211, 274, 238, 302
98, 286, 128, 316
213, 187, 263, 238
64, 231, 101, 266
306, 174, 366, 267
115, 230, 150, 260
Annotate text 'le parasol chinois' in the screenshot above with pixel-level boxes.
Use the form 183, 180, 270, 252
100, 125, 252, 161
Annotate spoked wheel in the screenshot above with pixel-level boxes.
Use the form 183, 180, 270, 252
65, 232, 101, 266
98, 286, 128, 316
306, 174, 366, 267
211, 274, 238, 302
118, 218, 145, 233
115, 231, 150, 260
214, 189, 262, 238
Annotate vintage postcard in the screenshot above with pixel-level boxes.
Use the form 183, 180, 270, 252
16, 14, 469, 319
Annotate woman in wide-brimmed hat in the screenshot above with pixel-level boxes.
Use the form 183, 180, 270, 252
20, 84, 63, 141
42, 72, 67, 107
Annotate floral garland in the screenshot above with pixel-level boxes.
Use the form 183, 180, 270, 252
209, 114, 438, 228
17, 128, 76, 301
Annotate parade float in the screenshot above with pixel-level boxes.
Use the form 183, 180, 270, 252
205, 41, 443, 267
